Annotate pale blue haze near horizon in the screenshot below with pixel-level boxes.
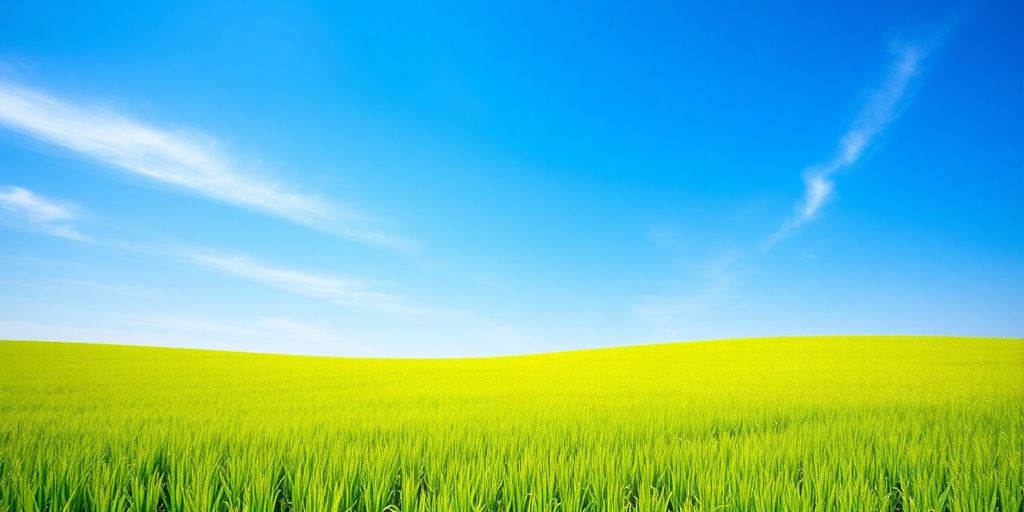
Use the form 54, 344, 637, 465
0, 0, 1021, 356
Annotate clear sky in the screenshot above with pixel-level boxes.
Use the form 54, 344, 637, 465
0, 0, 1021, 356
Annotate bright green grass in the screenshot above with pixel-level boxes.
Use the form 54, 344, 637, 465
0, 336, 1022, 511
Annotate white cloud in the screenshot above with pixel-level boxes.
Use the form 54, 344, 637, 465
0, 185, 89, 241
54, 278, 155, 297
1, 276, 156, 297
633, 273, 736, 334
0, 82, 407, 249
181, 251, 449, 317
256, 316, 335, 341
0, 316, 368, 355
0, 185, 440, 317
764, 45, 924, 249
633, 249, 745, 339
139, 314, 334, 343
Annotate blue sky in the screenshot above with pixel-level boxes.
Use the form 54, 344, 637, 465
0, 0, 1021, 356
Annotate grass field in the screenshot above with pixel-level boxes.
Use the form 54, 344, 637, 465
0, 336, 1021, 511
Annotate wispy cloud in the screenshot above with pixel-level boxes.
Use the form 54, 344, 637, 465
54, 278, 155, 297
139, 314, 336, 343
633, 249, 746, 339
0, 185, 440, 317
633, 273, 736, 334
181, 251, 449, 317
0, 276, 156, 297
0, 315, 367, 355
0, 82, 407, 249
763, 45, 925, 250
0, 185, 89, 241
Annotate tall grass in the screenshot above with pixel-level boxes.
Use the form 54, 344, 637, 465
0, 336, 1021, 511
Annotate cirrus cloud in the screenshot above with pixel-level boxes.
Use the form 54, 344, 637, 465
0, 184, 89, 241
0, 82, 408, 250
763, 45, 925, 250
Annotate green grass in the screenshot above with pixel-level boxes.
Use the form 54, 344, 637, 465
0, 336, 1022, 511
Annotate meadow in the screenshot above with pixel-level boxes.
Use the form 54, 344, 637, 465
0, 336, 1021, 511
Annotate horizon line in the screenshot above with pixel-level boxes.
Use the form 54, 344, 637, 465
2, 334, 1020, 361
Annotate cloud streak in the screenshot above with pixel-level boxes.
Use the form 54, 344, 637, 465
0, 185, 89, 241
179, 251, 450, 317
633, 249, 745, 339
0, 82, 406, 249
763, 45, 925, 249
0, 315, 366, 355
0, 185, 438, 317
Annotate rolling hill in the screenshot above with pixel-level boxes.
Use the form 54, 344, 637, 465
1, 336, 1021, 511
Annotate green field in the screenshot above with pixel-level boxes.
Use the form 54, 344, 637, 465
1, 336, 1022, 511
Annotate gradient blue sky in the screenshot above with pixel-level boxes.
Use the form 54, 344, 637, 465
0, 0, 1021, 356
